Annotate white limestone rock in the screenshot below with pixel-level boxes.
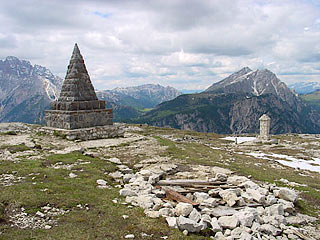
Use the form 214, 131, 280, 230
194, 192, 210, 203
240, 180, 259, 189
235, 208, 257, 227
211, 217, 222, 233
177, 216, 203, 233
266, 195, 277, 206
246, 188, 265, 203
276, 187, 298, 203
277, 199, 295, 214
144, 210, 160, 218
240, 231, 252, 240
210, 206, 238, 217
227, 176, 249, 186
166, 216, 178, 228
96, 179, 107, 185
175, 202, 193, 217
218, 215, 239, 229
124, 234, 135, 239
109, 171, 123, 179
200, 197, 219, 208
120, 188, 137, 197
189, 208, 201, 223
215, 173, 228, 182
265, 204, 284, 216
69, 172, 77, 178
219, 189, 239, 207
159, 208, 175, 217
123, 174, 135, 183
259, 224, 282, 236
107, 157, 121, 164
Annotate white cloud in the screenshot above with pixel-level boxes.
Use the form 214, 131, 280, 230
0, 0, 320, 90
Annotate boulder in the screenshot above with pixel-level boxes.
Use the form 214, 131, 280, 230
211, 217, 222, 233
218, 215, 239, 229
227, 176, 249, 185
189, 208, 201, 222
240, 231, 252, 240
277, 199, 295, 214
175, 202, 193, 217
215, 173, 228, 182
107, 157, 121, 164
240, 180, 259, 189
265, 204, 284, 216
276, 187, 298, 203
235, 208, 257, 227
259, 224, 282, 236
166, 216, 178, 228
144, 210, 160, 218
123, 174, 135, 183
211, 206, 238, 217
96, 179, 107, 185
177, 216, 203, 233
246, 188, 265, 203
159, 207, 174, 217
200, 197, 219, 208
194, 192, 210, 203
120, 189, 137, 197
219, 189, 239, 207
265, 195, 277, 206
136, 195, 154, 209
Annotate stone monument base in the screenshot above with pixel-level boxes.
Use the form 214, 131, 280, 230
41, 124, 124, 141
45, 109, 112, 129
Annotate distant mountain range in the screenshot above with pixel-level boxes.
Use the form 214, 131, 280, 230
1, 57, 320, 134
137, 67, 320, 134
288, 82, 320, 94
0, 56, 181, 123
0, 56, 62, 123
97, 84, 181, 121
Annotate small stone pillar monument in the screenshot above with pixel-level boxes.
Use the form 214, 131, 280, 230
259, 114, 270, 140
44, 43, 123, 140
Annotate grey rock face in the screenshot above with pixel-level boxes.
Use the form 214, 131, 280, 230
0, 56, 62, 123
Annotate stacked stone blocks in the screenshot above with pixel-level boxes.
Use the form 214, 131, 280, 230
45, 43, 117, 136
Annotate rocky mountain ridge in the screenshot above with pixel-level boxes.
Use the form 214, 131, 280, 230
0, 56, 62, 123
97, 84, 181, 109
0, 56, 181, 123
138, 68, 320, 134
289, 81, 320, 94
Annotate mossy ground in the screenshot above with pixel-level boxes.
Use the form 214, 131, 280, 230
0, 124, 319, 239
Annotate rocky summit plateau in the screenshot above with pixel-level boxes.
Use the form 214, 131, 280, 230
0, 122, 319, 239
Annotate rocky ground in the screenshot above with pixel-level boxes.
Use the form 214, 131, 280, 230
0, 122, 319, 239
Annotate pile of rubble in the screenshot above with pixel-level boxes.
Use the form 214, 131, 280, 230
107, 157, 319, 240
8, 204, 69, 230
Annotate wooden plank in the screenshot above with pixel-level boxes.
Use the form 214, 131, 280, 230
291, 229, 315, 240
163, 187, 199, 206
157, 179, 227, 186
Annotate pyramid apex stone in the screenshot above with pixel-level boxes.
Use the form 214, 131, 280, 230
71, 43, 81, 60
58, 44, 98, 102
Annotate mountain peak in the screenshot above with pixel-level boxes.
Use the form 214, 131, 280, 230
205, 67, 296, 104
238, 66, 252, 74
5, 56, 20, 62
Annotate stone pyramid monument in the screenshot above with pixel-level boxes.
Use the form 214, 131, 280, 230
44, 44, 123, 140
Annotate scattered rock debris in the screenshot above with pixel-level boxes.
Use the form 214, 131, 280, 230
111, 159, 320, 239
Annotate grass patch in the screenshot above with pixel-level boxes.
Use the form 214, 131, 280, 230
0, 143, 31, 153
0, 131, 17, 136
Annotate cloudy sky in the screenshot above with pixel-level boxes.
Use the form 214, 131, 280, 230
1, 0, 320, 90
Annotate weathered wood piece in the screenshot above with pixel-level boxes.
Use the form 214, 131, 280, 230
163, 187, 199, 206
